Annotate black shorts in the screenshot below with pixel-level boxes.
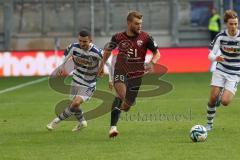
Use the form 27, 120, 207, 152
114, 70, 142, 105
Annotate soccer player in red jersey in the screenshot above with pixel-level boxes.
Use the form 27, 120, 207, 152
98, 11, 161, 138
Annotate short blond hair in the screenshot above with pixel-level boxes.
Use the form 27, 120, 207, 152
127, 11, 143, 22
224, 10, 238, 23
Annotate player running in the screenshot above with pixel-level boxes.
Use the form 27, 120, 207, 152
47, 30, 111, 132
206, 10, 240, 131
98, 11, 161, 138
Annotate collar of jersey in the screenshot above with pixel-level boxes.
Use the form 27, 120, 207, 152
226, 29, 240, 38
79, 43, 93, 52
124, 31, 139, 38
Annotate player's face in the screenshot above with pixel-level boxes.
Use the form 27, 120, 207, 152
78, 36, 92, 51
226, 18, 238, 36
129, 17, 142, 35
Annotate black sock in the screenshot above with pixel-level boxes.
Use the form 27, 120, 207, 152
110, 97, 122, 126
58, 107, 75, 120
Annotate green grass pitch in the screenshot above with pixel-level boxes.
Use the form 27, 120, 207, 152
0, 73, 239, 160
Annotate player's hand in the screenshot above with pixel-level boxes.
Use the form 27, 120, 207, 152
97, 68, 104, 77
108, 82, 113, 91
56, 68, 68, 77
216, 56, 225, 62
144, 61, 154, 73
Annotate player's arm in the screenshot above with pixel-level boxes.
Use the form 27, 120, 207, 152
106, 55, 117, 90
105, 60, 113, 91
97, 49, 112, 77
145, 35, 160, 72
57, 44, 73, 76
144, 49, 160, 73
62, 52, 72, 65
147, 35, 160, 64
97, 36, 117, 77
208, 36, 224, 62
151, 49, 160, 64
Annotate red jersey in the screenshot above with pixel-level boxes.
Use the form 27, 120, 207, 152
111, 31, 158, 77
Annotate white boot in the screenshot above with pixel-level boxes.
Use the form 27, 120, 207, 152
72, 120, 88, 132
109, 126, 119, 138
46, 117, 60, 131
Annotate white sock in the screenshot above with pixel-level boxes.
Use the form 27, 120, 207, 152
53, 117, 61, 124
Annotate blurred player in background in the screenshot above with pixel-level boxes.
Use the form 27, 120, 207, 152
47, 30, 111, 132
208, 9, 221, 72
98, 11, 161, 138
208, 8, 221, 41
206, 10, 240, 131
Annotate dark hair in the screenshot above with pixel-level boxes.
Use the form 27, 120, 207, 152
224, 10, 238, 23
127, 11, 143, 22
78, 30, 91, 37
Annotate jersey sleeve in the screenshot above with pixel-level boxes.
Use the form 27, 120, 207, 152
146, 35, 158, 53
63, 44, 74, 64
108, 34, 118, 50
111, 34, 117, 44
64, 44, 74, 57
97, 48, 104, 60
208, 36, 221, 61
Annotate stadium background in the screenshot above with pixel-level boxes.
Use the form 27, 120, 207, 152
0, 0, 239, 76
1, 1, 240, 160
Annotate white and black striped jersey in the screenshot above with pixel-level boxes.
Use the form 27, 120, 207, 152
209, 29, 240, 76
64, 43, 103, 87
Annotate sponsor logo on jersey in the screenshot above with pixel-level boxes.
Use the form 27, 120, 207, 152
137, 40, 143, 47
222, 46, 240, 53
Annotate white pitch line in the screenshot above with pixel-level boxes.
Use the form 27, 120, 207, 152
0, 77, 48, 94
